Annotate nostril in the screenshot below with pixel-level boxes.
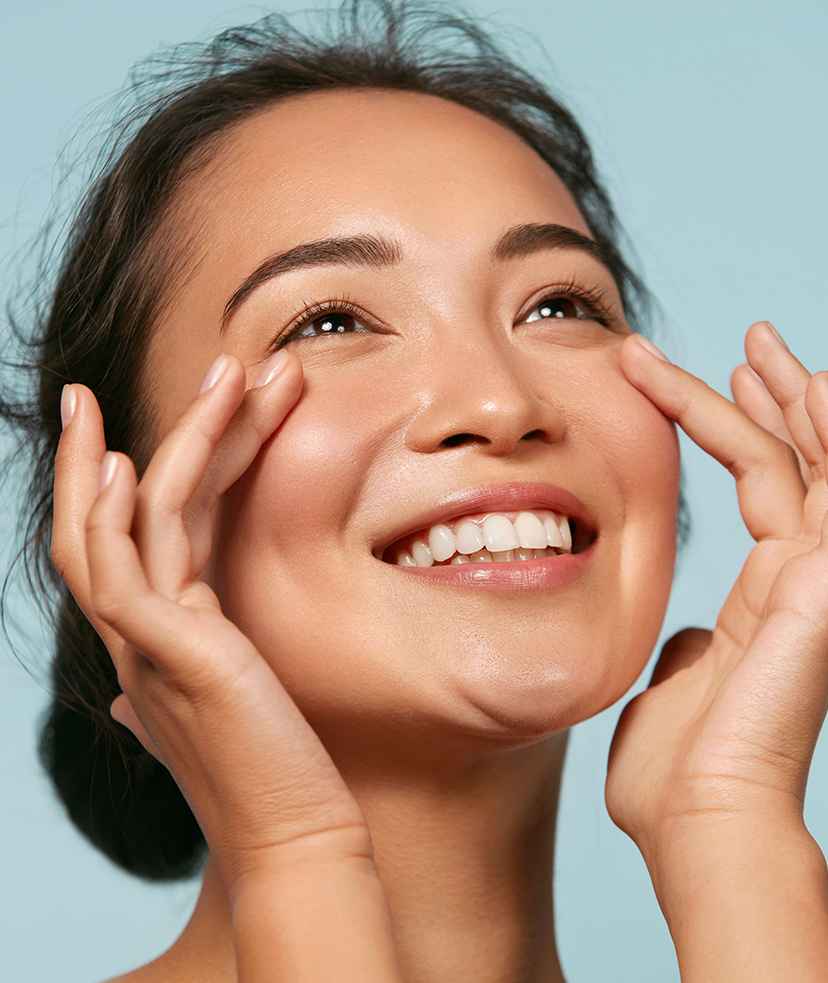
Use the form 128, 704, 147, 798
521, 430, 543, 441
441, 432, 477, 448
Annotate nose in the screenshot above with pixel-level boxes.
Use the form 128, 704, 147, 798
404, 332, 566, 456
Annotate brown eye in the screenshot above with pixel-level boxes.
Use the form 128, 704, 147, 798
296, 312, 366, 338
524, 297, 585, 322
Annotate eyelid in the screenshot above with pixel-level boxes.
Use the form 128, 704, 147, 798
273, 297, 378, 349
516, 279, 618, 328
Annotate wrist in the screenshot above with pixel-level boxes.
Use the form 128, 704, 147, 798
639, 814, 828, 982
222, 821, 377, 901
227, 827, 404, 983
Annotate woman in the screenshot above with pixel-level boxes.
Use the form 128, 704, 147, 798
3, 1, 828, 979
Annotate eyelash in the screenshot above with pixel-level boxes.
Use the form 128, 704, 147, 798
520, 279, 616, 328
272, 279, 618, 350
273, 297, 369, 349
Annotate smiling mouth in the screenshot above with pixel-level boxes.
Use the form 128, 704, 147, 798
382, 509, 587, 567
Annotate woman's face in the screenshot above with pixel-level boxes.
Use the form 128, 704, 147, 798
147, 89, 679, 755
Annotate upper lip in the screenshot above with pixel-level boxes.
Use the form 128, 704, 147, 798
373, 482, 594, 558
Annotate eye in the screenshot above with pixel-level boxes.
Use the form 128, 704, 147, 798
518, 282, 617, 331
295, 311, 367, 338
277, 301, 372, 347
524, 296, 592, 323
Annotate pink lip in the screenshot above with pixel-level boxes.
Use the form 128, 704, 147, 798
375, 482, 594, 557
392, 547, 591, 591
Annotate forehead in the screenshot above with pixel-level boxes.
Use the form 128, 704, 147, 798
180, 88, 590, 262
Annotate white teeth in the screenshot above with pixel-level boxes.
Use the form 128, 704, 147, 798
393, 509, 577, 568
411, 539, 434, 567
455, 519, 485, 555
482, 514, 520, 553
559, 516, 572, 552
543, 515, 564, 549
514, 511, 548, 549
428, 523, 456, 563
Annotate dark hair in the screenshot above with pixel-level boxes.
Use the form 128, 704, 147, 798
3, 0, 660, 881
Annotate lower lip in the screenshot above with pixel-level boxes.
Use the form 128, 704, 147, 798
387, 547, 592, 591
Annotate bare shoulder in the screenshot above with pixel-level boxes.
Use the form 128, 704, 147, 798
103, 959, 177, 983
103, 950, 216, 983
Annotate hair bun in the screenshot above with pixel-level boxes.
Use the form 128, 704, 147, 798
39, 599, 206, 881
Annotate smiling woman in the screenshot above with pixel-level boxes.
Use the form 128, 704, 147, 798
3, 1, 828, 982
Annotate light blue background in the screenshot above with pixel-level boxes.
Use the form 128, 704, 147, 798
1, 1, 825, 980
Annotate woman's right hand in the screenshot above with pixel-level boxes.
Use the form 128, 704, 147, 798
52, 352, 403, 981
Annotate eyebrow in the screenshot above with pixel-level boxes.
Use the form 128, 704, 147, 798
221, 223, 611, 329
221, 234, 402, 329
492, 222, 611, 268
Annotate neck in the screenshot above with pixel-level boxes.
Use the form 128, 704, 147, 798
154, 732, 568, 983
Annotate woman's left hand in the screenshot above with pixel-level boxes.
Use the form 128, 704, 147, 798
607, 322, 828, 980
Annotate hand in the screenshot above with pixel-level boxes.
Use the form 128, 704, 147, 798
605, 324, 828, 978
608, 323, 828, 847
52, 351, 368, 891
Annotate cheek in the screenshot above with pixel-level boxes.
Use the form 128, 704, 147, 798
208, 371, 383, 637
240, 376, 377, 541
603, 382, 681, 689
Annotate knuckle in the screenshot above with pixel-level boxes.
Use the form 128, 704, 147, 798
89, 585, 127, 628
774, 437, 801, 472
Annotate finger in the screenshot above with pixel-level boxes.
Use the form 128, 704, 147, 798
86, 450, 234, 679
133, 350, 302, 595
182, 350, 304, 573
52, 384, 123, 648
621, 334, 806, 540
731, 363, 811, 487
731, 363, 788, 437
806, 372, 828, 459
744, 321, 823, 479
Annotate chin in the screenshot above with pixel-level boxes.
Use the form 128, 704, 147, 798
446, 639, 648, 742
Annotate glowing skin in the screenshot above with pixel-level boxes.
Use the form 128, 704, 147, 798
145, 89, 680, 751
57, 85, 828, 983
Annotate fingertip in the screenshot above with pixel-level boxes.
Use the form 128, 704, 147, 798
620, 334, 672, 388
745, 320, 795, 361
199, 354, 230, 395
805, 371, 828, 443
251, 348, 304, 390
60, 384, 77, 430
98, 451, 119, 492
730, 361, 766, 398
97, 451, 137, 494
764, 321, 789, 350
631, 333, 671, 363
252, 349, 289, 388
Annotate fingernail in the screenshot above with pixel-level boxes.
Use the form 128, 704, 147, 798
252, 350, 289, 389
98, 452, 118, 492
635, 334, 671, 363
198, 354, 229, 395
765, 322, 789, 350
60, 385, 77, 430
